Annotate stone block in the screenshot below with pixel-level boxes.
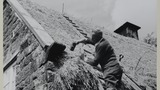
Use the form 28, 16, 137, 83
32, 53, 40, 68
23, 62, 31, 80
16, 86, 24, 90
3, 7, 12, 19
27, 34, 34, 44
24, 41, 39, 57
11, 47, 20, 58
4, 13, 12, 25
3, 30, 12, 41
10, 32, 20, 46
17, 80, 25, 88
3, 12, 7, 19
4, 34, 12, 44
5, 21, 13, 32
31, 72, 38, 81
3, 26, 9, 35
30, 40, 39, 51
3, 49, 8, 59
31, 59, 38, 73
3, 4, 9, 14
3, 31, 10, 41
32, 46, 44, 68
47, 82, 57, 90
32, 45, 43, 58
3, 32, 11, 41
4, 11, 13, 22
33, 73, 46, 87
36, 58, 42, 69
46, 70, 56, 83
16, 70, 23, 85
3, 35, 11, 44
18, 25, 26, 38
23, 54, 32, 67
20, 26, 29, 37
5, 16, 11, 26
31, 66, 45, 80
7, 14, 16, 26
20, 59, 24, 70
9, 21, 20, 37
24, 82, 34, 90
20, 39, 29, 50
23, 46, 33, 57
35, 84, 48, 90
39, 51, 46, 67
23, 85, 30, 90
10, 18, 19, 31
24, 31, 32, 38
3, 14, 9, 24
16, 52, 25, 65
13, 21, 23, 33
31, 69, 46, 87
18, 79, 34, 90
10, 16, 18, 26
3, 43, 9, 51
16, 65, 21, 75
4, 5, 11, 12
32, 50, 39, 60
24, 76, 32, 87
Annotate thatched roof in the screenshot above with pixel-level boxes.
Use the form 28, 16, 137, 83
17, 0, 157, 89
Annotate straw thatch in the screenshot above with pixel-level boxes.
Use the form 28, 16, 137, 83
45, 50, 136, 90
47, 51, 103, 90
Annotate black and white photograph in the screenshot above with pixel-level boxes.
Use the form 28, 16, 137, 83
3, 0, 157, 90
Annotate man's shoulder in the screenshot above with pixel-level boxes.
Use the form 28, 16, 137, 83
100, 39, 110, 46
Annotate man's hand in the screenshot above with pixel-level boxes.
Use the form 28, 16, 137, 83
70, 42, 77, 51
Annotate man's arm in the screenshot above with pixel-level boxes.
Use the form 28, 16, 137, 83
86, 55, 99, 66
86, 44, 105, 66
76, 38, 94, 45
70, 38, 93, 51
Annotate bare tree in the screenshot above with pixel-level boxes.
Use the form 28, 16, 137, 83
143, 32, 157, 47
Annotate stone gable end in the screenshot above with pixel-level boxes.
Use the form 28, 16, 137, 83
3, 0, 54, 90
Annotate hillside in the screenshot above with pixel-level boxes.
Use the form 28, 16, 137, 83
17, 0, 157, 89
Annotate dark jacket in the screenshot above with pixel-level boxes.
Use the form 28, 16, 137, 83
87, 38, 120, 72
85, 38, 122, 88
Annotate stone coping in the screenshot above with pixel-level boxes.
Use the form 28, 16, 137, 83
7, 0, 54, 48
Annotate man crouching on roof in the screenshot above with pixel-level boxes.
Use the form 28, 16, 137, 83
71, 30, 123, 90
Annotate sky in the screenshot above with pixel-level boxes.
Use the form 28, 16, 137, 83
32, 0, 157, 40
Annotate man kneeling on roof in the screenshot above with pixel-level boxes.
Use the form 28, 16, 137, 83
71, 30, 123, 90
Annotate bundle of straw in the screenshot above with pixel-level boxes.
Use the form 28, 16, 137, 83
49, 56, 103, 90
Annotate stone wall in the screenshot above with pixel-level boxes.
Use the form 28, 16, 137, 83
3, 0, 54, 90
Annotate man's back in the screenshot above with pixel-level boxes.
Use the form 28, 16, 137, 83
95, 38, 119, 71
95, 38, 123, 89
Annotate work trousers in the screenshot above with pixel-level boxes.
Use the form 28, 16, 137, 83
103, 64, 123, 89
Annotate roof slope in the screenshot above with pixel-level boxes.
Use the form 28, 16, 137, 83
18, 0, 157, 89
